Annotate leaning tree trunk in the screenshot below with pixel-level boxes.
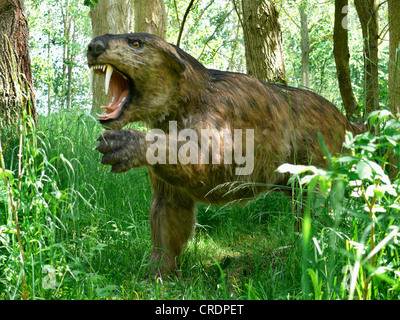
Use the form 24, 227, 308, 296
388, 0, 400, 116
89, 0, 135, 114
241, 0, 286, 84
388, 0, 400, 180
333, 0, 359, 119
134, 0, 167, 38
0, 0, 36, 125
354, 0, 379, 115
300, 3, 310, 88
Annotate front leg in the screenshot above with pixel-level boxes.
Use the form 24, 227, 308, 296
148, 172, 196, 277
95, 129, 148, 173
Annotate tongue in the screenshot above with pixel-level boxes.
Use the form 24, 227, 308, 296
99, 90, 129, 120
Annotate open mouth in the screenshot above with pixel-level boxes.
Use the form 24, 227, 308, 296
89, 64, 132, 121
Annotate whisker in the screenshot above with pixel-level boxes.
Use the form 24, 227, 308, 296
130, 52, 143, 60
134, 60, 146, 66
129, 60, 146, 69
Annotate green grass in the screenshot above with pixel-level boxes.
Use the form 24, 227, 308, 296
0, 111, 399, 300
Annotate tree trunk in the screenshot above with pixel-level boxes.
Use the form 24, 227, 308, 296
354, 0, 379, 115
0, 0, 36, 125
47, 10, 52, 116
388, 0, 400, 180
61, 0, 70, 110
89, 0, 134, 113
388, 0, 400, 116
333, 0, 359, 119
241, 0, 286, 84
134, 0, 167, 38
67, 20, 75, 110
300, 3, 310, 88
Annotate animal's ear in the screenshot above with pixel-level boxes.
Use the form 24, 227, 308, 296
161, 48, 186, 75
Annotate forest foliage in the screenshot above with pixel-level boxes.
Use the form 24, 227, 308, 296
25, 0, 391, 116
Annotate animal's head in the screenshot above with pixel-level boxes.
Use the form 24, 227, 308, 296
87, 33, 187, 129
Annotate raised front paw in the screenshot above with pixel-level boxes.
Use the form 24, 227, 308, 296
94, 129, 147, 173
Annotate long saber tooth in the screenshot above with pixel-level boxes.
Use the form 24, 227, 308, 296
105, 64, 113, 95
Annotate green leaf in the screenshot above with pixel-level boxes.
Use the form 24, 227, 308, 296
276, 164, 307, 175
366, 184, 397, 199
319, 176, 332, 197
336, 155, 358, 164
386, 137, 398, 147
343, 131, 355, 150
367, 110, 392, 127
307, 269, 322, 300
95, 285, 118, 298
302, 174, 318, 190
91, 243, 107, 251
389, 204, 400, 211
0, 168, 14, 182
356, 161, 373, 181
384, 119, 400, 135
367, 160, 391, 185
83, 0, 98, 8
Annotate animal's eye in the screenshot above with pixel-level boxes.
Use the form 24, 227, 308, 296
129, 40, 141, 49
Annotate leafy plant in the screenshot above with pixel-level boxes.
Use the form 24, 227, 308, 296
83, 0, 98, 8
277, 110, 400, 300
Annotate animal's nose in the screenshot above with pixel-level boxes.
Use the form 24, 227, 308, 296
88, 39, 106, 57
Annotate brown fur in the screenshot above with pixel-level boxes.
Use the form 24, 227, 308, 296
88, 33, 364, 276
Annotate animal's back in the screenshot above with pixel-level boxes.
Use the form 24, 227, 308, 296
204, 69, 360, 163
169, 69, 362, 203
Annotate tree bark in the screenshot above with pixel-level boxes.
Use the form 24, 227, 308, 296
134, 0, 167, 38
388, 0, 400, 116
89, 0, 134, 37
67, 20, 75, 110
241, 0, 286, 84
333, 0, 359, 119
354, 0, 379, 115
89, 0, 134, 113
0, 0, 37, 125
47, 10, 52, 116
300, 3, 310, 88
61, 0, 70, 110
388, 0, 400, 179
